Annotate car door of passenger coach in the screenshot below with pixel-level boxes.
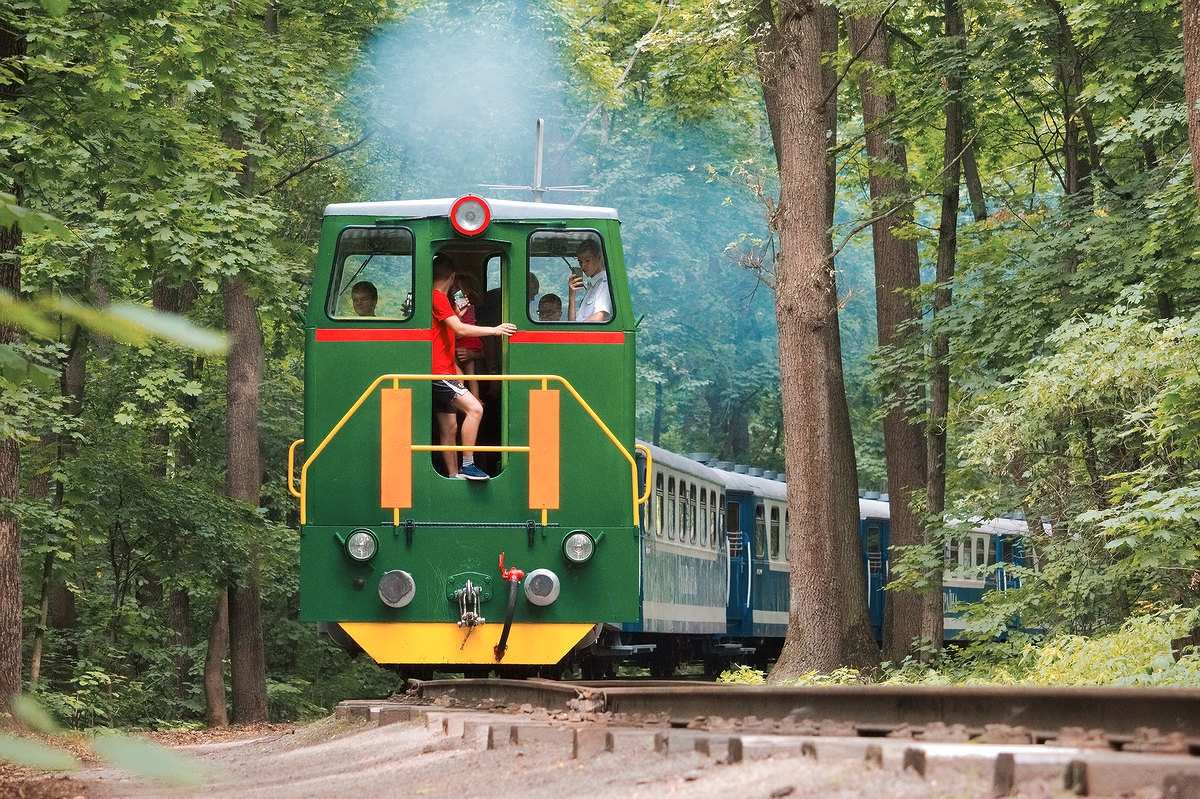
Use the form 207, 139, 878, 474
725, 494, 751, 634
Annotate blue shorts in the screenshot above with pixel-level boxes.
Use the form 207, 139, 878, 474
432, 379, 468, 413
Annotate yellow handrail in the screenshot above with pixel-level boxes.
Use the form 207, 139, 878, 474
287, 439, 304, 499
292, 373, 641, 526
634, 443, 653, 507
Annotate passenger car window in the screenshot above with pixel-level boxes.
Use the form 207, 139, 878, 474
753, 504, 767, 559
527, 229, 613, 324
769, 506, 781, 560
328, 227, 414, 320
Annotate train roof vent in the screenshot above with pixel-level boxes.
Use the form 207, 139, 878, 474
733, 464, 749, 474
775, 473, 787, 482
858, 489, 866, 498
880, 493, 889, 502
686, 452, 712, 464
864, 491, 881, 500
748, 467, 764, 477
763, 470, 777, 480
715, 461, 733, 470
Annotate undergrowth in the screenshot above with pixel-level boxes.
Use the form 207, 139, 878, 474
716, 605, 1200, 686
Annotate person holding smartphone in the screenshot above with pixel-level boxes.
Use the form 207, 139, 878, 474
566, 239, 613, 322
431, 253, 517, 480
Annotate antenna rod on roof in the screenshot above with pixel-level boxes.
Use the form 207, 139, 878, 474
480, 119, 591, 201
533, 119, 545, 203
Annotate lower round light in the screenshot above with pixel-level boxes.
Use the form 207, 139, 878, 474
378, 570, 415, 608
346, 529, 377, 562
524, 568, 560, 606
562, 531, 595, 564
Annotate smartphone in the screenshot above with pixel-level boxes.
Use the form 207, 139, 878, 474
569, 266, 584, 279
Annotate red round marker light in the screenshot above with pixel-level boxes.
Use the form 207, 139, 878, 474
450, 195, 491, 237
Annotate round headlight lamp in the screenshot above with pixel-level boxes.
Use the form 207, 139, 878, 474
345, 529, 377, 562
450, 194, 491, 237
562, 531, 596, 564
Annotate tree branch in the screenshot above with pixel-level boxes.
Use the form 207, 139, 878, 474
256, 130, 376, 197
559, 0, 669, 155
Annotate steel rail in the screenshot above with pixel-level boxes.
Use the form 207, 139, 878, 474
412, 679, 1200, 746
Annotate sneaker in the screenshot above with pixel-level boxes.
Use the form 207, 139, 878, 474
456, 464, 490, 481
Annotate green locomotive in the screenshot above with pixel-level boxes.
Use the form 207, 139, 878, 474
290, 195, 645, 667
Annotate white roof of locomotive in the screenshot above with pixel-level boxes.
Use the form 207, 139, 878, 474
323, 197, 619, 220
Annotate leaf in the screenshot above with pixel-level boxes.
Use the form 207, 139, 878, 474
107, 303, 227, 353
40, 0, 69, 16
0, 734, 80, 771
0, 192, 70, 237
0, 345, 59, 391
13, 695, 61, 734
0, 289, 58, 339
90, 731, 208, 787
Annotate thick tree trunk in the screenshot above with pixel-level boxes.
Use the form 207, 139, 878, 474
1184, 0, 1200, 201
756, 0, 877, 679
0, 17, 27, 713
845, 13, 930, 662
223, 273, 268, 723
228, 579, 267, 723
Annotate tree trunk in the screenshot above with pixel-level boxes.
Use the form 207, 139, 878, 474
204, 589, 230, 727
223, 273, 268, 723
149, 277, 198, 697
756, 0, 877, 679
1184, 0, 1200, 201
845, 12, 930, 662
925, 0, 970, 653
0, 16, 27, 713
228, 579, 267, 723
169, 588, 191, 697
1045, 0, 1092, 196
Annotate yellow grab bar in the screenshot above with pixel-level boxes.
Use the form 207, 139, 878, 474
295, 373, 642, 526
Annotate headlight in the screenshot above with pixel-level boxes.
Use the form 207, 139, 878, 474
562, 531, 595, 564
345, 529, 377, 562
450, 194, 491, 237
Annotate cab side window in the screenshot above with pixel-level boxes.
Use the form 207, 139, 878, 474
527, 229, 613, 324
328, 227, 414, 320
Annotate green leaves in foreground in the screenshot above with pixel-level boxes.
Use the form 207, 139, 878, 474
90, 732, 209, 787
0, 291, 227, 391
0, 695, 208, 787
0, 734, 81, 771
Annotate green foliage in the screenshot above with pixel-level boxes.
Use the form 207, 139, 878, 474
716, 665, 863, 685
721, 610, 1200, 687
884, 606, 1200, 687
89, 731, 208, 787
0, 696, 207, 785
716, 663, 766, 684
0, 734, 80, 771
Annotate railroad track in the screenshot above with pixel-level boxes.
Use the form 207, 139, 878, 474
335, 679, 1200, 797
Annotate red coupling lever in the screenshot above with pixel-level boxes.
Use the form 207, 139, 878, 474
498, 552, 524, 582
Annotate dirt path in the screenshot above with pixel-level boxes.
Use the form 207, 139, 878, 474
0, 715, 1158, 799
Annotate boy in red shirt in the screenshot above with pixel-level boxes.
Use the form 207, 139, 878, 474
431, 253, 516, 479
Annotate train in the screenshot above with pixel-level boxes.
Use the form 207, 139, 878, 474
288, 193, 1032, 676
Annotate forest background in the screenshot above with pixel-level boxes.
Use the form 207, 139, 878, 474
2, 0, 1200, 728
